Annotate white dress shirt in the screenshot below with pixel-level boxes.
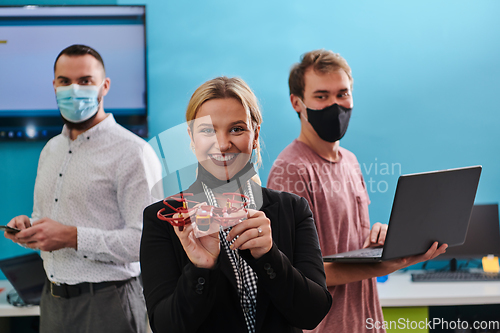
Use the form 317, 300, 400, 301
31, 114, 163, 284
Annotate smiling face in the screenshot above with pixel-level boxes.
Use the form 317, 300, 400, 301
189, 98, 259, 181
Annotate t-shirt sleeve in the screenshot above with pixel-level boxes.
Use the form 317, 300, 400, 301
267, 157, 315, 211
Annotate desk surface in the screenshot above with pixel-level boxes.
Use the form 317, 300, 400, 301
2, 272, 500, 314
378, 271, 500, 307
0, 280, 40, 317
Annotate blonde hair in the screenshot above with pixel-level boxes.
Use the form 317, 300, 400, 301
186, 76, 263, 169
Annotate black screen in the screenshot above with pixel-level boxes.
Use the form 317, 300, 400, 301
439, 204, 500, 259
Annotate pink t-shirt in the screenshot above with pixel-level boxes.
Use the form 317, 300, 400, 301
267, 139, 385, 333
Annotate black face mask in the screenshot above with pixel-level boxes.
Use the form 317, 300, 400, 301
303, 102, 352, 142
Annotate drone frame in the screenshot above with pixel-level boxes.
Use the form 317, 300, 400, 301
157, 192, 250, 231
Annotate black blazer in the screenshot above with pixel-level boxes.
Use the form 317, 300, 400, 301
140, 180, 332, 333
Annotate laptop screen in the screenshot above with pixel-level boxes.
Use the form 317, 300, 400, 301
0, 253, 46, 305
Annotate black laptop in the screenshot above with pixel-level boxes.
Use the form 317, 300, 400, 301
323, 166, 482, 263
0, 253, 46, 305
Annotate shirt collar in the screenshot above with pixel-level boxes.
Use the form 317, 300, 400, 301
62, 114, 116, 140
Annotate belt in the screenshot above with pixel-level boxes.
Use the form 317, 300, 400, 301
49, 277, 133, 299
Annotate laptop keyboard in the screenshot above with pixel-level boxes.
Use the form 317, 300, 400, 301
343, 247, 383, 258
411, 271, 500, 282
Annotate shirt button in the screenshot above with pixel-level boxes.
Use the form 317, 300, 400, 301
269, 272, 276, 279
50, 275, 53, 278
198, 277, 205, 285
244, 307, 250, 313
83, 256, 88, 259
69, 150, 72, 154
59, 173, 62, 177
55, 198, 58, 202
264, 263, 271, 271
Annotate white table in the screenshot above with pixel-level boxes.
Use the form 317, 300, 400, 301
0, 280, 40, 317
378, 270, 500, 307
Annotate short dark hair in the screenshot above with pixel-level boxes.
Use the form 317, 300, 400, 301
54, 44, 105, 73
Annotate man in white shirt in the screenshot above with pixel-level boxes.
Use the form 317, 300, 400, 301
4, 44, 162, 333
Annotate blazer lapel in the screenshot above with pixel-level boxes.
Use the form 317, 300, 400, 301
251, 185, 283, 333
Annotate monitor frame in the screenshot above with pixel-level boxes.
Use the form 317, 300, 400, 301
0, 5, 149, 141
437, 204, 500, 260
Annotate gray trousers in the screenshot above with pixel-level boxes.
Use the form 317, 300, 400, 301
40, 277, 147, 333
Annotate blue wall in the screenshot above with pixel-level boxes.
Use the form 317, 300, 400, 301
2, 0, 500, 274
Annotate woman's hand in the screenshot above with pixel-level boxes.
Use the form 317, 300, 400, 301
174, 213, 220, 269
226, 209, 272, 259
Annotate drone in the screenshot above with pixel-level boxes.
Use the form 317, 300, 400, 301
157, 192, 249, 231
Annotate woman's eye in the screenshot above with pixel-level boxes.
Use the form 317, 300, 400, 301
230, 127, 245, 133
200, 128, 215, 134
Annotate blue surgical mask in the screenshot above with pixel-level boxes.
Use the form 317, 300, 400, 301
55, 81, 104, 123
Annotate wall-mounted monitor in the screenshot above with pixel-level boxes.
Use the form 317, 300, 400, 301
0, 5, 148, 141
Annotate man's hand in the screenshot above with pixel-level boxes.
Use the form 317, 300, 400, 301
362, 222, 388, 248
325, 241, 448, 286
4, 215, 31, 241
13, 218, 77, 252
383, 241, 448, 271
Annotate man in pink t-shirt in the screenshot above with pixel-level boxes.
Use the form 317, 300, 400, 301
267, 49, 447, 332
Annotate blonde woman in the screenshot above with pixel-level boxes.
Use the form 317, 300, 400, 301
140, 77, 331, 333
